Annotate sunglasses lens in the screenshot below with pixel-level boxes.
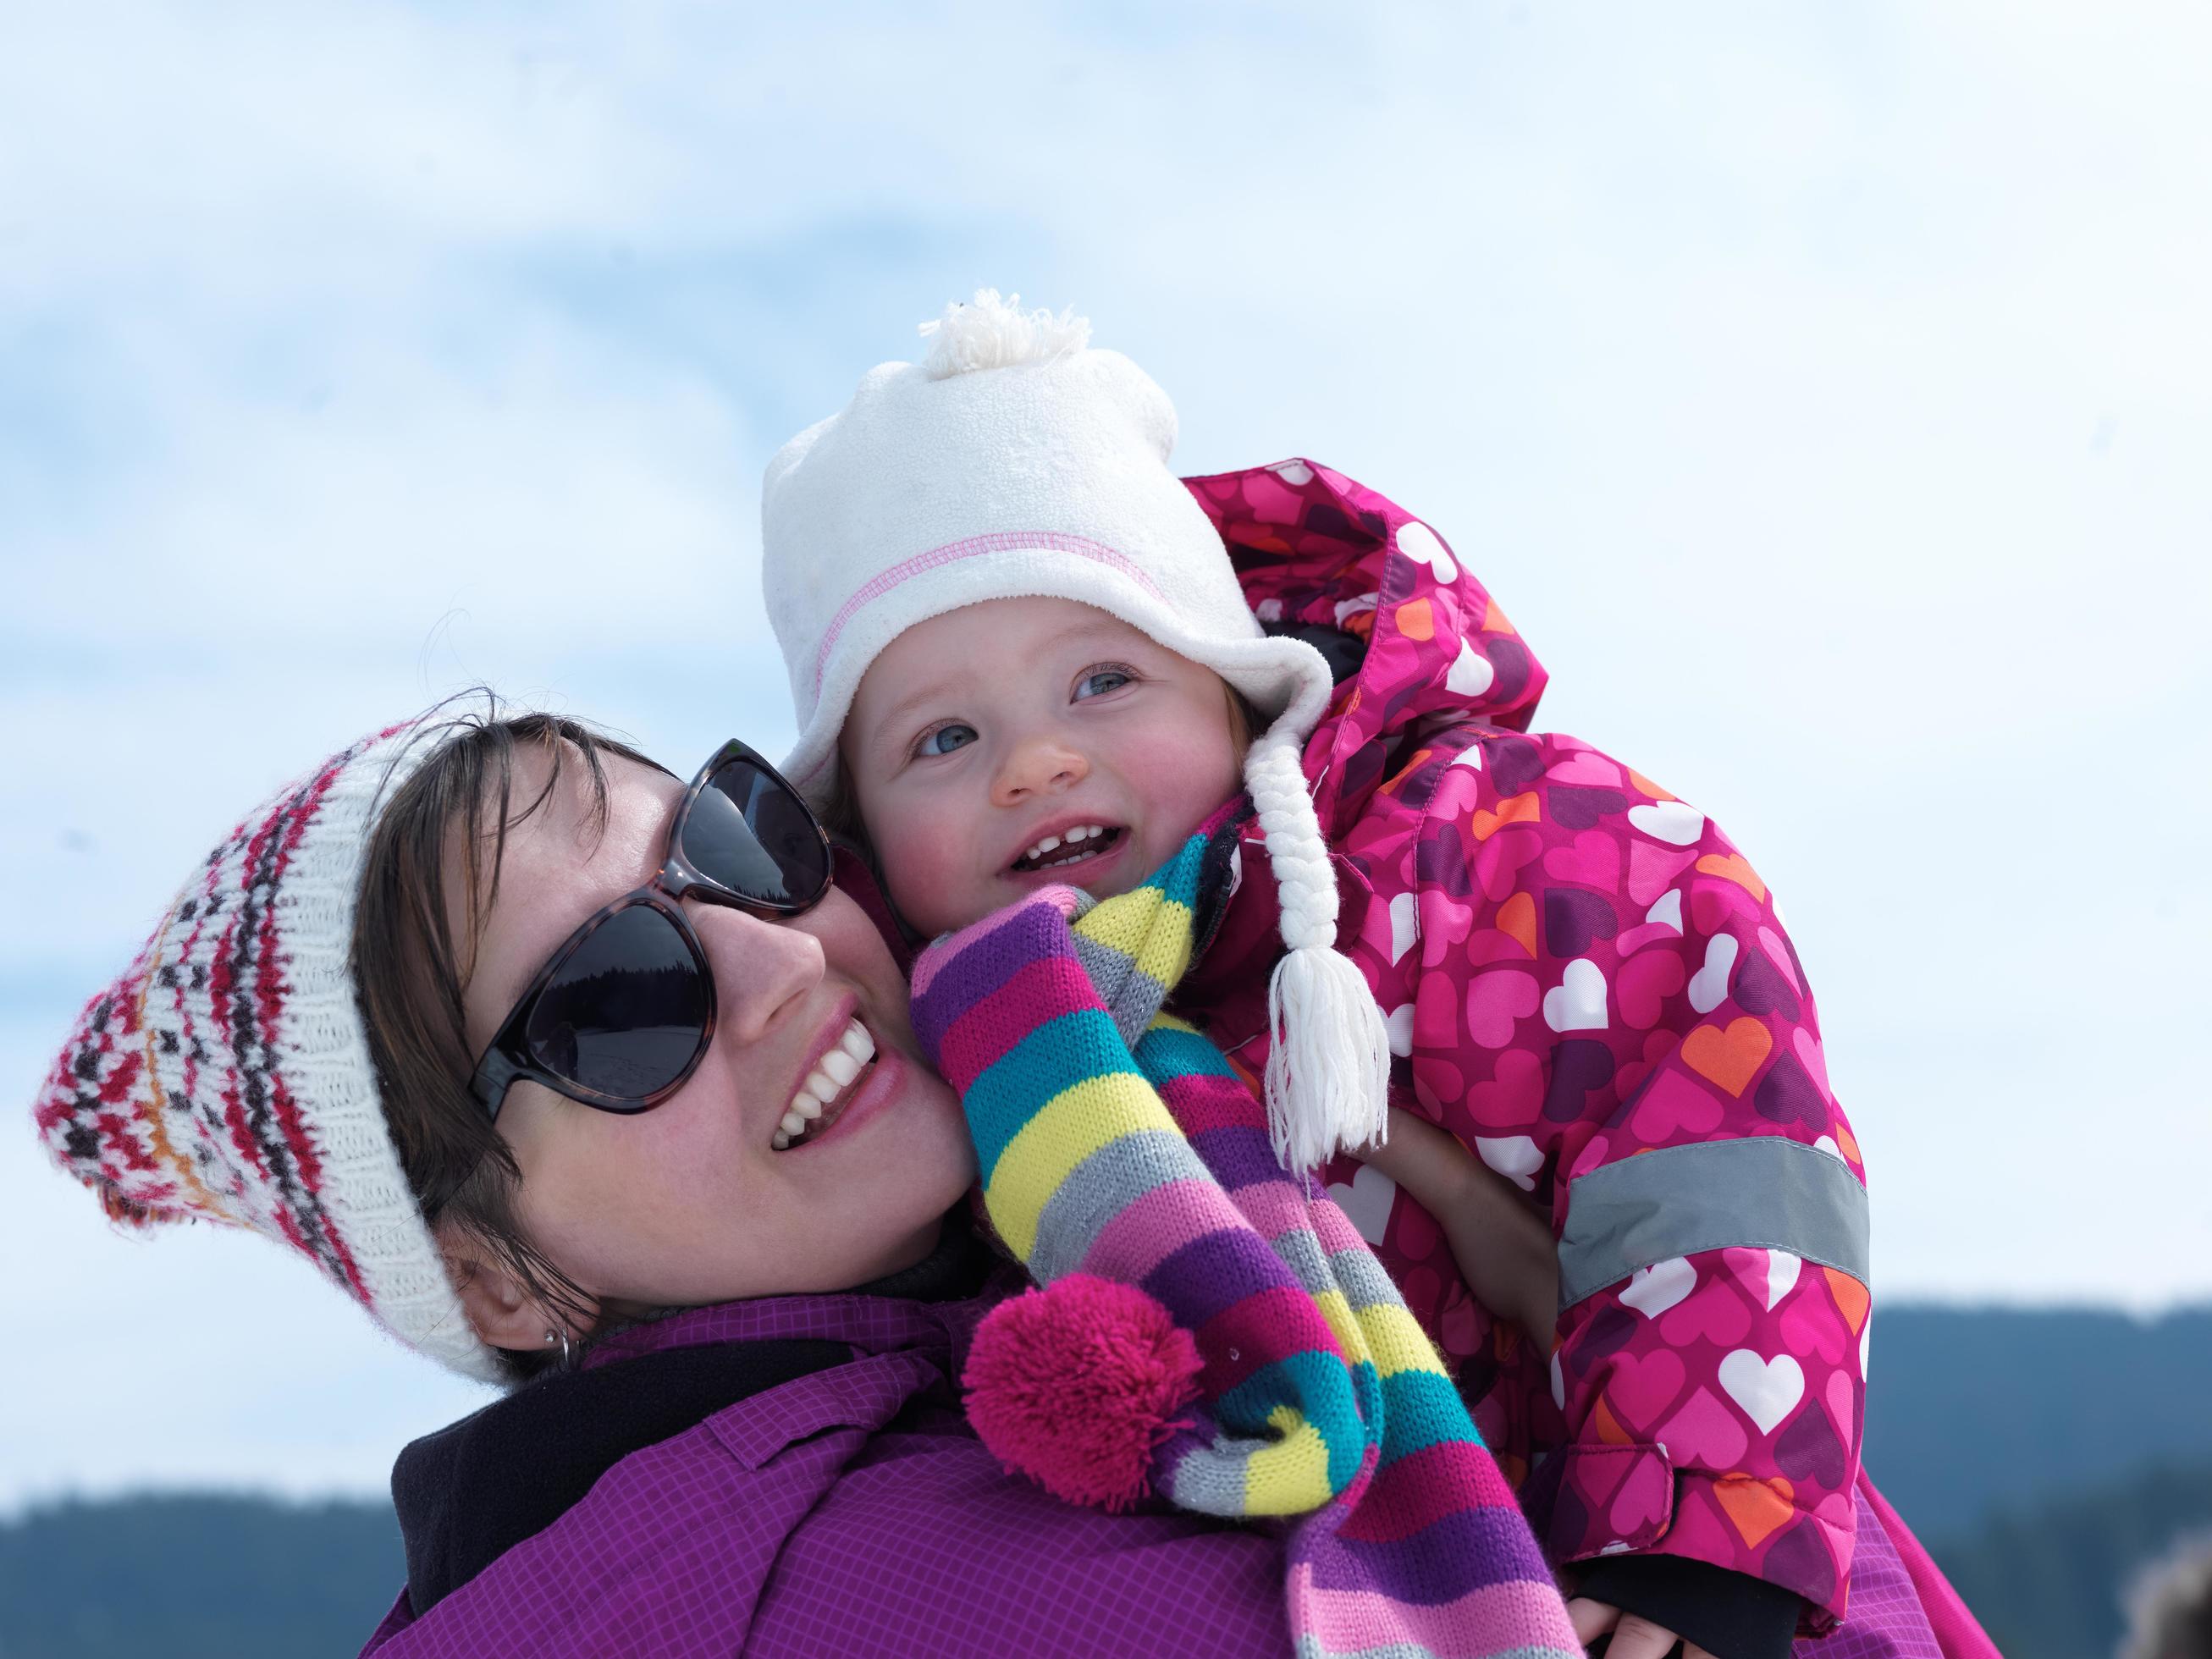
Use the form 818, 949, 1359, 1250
684, 753, 829, 907
524, 904, 709, 1100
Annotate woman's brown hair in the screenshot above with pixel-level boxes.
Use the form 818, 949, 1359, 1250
351, 704, 664, 1382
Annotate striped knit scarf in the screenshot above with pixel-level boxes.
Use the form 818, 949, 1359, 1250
910, 809, 1580, 1659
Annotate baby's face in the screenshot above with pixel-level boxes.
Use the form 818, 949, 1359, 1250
842, 597, 1247, 939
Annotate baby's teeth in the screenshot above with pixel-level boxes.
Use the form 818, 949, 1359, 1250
1032, 835, 1060, 857
771, 1129, 791, 1150
780, 1108, 808, 1139
820, 1049, 859, 1087
1067, 825, 1094, 842
791, 1092, 822, 1121
840, 1022, 874, 1061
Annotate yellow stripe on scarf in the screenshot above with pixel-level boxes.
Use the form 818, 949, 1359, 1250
1312, 1289, 1372, 1372
985, 1071, 1178, 1261
1073, 885, 1196, 991
1244, 1404, 1337, 1515
1353, 1303, 1450, 1381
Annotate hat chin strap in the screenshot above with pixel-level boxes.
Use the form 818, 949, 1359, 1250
1243, 732, 1392, 1173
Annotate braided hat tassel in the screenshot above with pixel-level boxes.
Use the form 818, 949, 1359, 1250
1243, 733, 1391, 1173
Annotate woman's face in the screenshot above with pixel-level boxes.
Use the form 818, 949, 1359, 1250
453, 746, 974, 1320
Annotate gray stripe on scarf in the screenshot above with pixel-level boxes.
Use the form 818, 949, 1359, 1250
1028, 1128, 1215, 1286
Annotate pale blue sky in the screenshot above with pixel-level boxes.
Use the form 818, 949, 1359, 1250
4, 2, 2207, 1507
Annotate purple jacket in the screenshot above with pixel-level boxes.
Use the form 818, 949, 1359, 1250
361, 1281, 1291, 1657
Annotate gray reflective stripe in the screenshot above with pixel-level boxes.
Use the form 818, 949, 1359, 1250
1557, 1136, 1869, 1311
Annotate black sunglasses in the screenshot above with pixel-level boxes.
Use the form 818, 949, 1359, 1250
469, 739, 833, 1123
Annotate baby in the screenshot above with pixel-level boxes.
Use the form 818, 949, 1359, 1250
759, 293, 1944, 1657
836, 588, 1566, 1353
830, 587, 1559, 1347
763, 294, 1551, 1329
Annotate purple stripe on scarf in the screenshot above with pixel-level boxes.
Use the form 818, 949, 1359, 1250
1142, 1225, 1301, 1331
911, 903, 1072, 1052
1186, 1123, 1288, 1194
1299, 1504, 1560, 1602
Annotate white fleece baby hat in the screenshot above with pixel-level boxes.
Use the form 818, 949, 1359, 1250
761, 289, 1388, 1172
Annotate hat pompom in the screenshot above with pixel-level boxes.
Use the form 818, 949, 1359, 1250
962, 1273, 1202, 1513
919, 288, 1091, 379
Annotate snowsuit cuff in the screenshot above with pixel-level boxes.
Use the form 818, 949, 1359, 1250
1571, 1554, 1801, 1659
1540, 1441, 1850, 1630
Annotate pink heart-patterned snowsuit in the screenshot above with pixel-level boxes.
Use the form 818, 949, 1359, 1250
1166, 459, 1997, 1656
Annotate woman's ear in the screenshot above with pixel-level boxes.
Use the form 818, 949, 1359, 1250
437, 1228, 593, 1353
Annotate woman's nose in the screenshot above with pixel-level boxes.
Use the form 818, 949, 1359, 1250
991, 733, 1089, 806
695, 907, 824, 1045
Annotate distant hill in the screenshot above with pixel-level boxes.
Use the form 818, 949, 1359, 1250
1860, 1305, 2212, 1539
1933, 1454, 2212, 1659
5, 1305, 2209, 1654
0, 1493, 402, 1658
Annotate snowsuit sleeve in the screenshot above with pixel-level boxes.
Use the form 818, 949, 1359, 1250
1351, 727, 1871, 1633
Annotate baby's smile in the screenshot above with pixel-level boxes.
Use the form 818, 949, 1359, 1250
1008, 821, 1127, 875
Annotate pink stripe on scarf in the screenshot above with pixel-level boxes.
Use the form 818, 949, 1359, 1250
1082, 1177, 1254, 1284
1286, 1563, 1581, 1658
1337, 1440, 1521, 1545
931, 955, 1099, 1085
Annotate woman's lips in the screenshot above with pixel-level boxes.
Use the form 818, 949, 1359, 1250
772, 1003, 872, 1150
780, 1044, 907, 1155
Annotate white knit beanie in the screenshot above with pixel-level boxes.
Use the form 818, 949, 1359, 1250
762, 291, 1388, 1171
32, 719, 506, 1383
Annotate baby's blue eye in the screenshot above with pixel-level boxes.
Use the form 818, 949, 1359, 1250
918, 723, 977, 757
1074, 668, 1134, 700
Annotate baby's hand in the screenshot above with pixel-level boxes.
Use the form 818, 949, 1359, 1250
1356, 1107, 1558, 1353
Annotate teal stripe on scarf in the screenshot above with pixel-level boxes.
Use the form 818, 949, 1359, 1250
963, 1006, 1140, 1183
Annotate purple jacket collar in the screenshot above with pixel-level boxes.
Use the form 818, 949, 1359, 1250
363, 1254, 1291, 1658
582, 1270, 1017, 1375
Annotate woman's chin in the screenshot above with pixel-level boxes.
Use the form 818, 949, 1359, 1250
868, 1211, 946, 1281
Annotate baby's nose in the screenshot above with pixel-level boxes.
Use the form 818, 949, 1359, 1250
994, 735, 1089, 802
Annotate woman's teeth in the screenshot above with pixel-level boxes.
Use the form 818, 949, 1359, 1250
771, 1018, 875, 1150
1015, 824, 1118, 872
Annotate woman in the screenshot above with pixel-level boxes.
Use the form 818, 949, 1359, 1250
34, 708, 1299, 1655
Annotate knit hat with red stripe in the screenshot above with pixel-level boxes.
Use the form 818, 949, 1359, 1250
31, 719, 505, 1383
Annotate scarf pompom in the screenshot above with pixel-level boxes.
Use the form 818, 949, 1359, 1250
962, 1274, 1202, 1513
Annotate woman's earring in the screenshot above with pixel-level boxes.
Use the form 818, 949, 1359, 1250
544, 1326, 574, 1369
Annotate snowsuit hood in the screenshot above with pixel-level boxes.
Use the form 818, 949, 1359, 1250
1189, 458, 1548, 841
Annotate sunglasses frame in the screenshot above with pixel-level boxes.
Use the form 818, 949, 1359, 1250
467, 738, 832, 1124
